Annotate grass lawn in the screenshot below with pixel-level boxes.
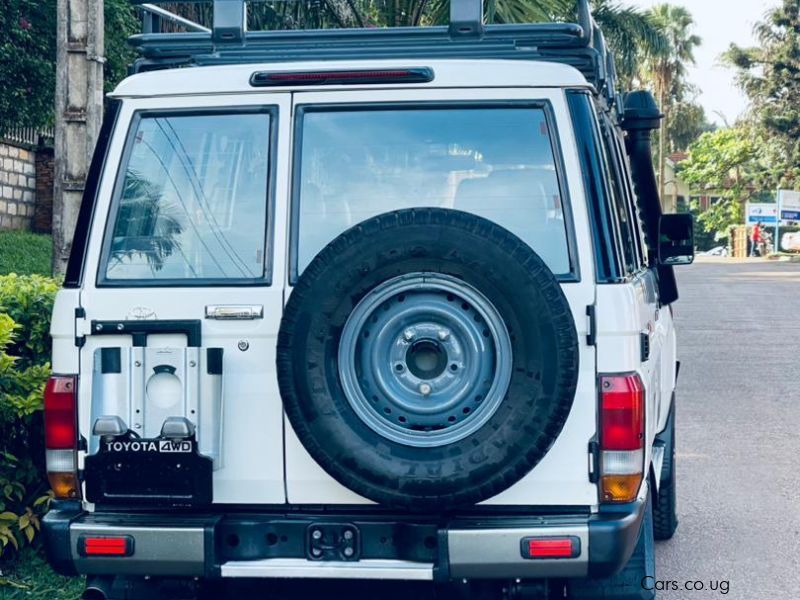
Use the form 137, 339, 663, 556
0, 231, 53, 276
0, 548, 84, 600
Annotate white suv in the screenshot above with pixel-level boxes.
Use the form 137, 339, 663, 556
42, 1, 694, 598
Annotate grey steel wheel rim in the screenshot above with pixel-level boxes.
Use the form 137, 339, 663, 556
338, 273, 513, 448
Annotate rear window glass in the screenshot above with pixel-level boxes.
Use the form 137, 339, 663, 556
294, 106, 572, 278
102, 111, 272, 283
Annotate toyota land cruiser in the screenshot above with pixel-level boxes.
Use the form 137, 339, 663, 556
42, 1, 694, 598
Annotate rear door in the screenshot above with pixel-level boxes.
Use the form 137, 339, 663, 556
283, 87, 599, 506
77, 93, 291, 504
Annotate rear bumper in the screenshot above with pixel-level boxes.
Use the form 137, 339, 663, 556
44, 497, 646, 582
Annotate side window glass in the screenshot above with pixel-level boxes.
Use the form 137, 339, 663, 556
102, 111, 272, 283
611, 134, 649, 269
598, 118, 638, 275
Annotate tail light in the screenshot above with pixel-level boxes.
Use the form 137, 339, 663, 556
44, 376, 80, 499
522, 537, 581, 559
78, 535, 134, 557
599, 373, 644, 503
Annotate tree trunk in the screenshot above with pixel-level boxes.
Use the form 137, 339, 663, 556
53, 0, 105, 277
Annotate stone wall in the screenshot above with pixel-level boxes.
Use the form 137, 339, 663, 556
0, 142, 37, 230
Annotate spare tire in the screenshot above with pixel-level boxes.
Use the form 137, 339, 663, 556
277, 208, 579, 509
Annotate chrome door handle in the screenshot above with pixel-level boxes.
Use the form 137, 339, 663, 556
205, 305, 264, 320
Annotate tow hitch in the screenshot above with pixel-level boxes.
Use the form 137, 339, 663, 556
307, 523, 361, 561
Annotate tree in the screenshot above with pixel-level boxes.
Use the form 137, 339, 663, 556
589, 0, 667, 88
668, 99, 715, 153
645, 4, 701, 209
0, 0, 57, 132
726, 0, 800, 188
105, 0, 139, 94
111, 1, 665, 91
679, 127, 765, 238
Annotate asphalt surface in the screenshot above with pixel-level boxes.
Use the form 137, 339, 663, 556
656, 258, 800, 599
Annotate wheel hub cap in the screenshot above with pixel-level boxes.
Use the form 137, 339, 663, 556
338, 273, 513, 448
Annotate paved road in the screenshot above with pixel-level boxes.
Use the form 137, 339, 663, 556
656, 258, 800, 599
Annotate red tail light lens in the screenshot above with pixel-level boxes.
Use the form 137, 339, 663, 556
44, 376, 77, 449
600, 374, 644, 451
524, 537, 580, 559
599, 373, 645, 503
79, 536, 134, 557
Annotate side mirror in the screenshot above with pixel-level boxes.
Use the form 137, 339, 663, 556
658, 214, 694, 266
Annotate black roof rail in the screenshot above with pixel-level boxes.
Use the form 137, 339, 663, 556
127, 0, 619, 102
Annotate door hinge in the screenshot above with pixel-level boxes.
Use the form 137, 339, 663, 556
75, 307, 89, 348
640, 331, 651, 362
586, 305, 597, 346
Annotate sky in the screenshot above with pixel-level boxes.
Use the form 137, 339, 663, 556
628, 0, 780, 125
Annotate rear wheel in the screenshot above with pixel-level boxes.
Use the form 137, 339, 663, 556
567, 494, 656, 600
653, 400, 678, 540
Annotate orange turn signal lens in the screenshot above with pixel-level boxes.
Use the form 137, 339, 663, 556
601, 473, 643, 503
48, 472, 80, 500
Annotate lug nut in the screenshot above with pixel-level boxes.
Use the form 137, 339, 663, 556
311, 548, 322, 557
419, 383, 432, 396
437, 329, 450, 341
343, 547, 354, 557
403, 329, 415, 342
312, 529, 322, 540
343, 530, 354, 540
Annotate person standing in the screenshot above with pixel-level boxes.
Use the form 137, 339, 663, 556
751, 221, 763, 257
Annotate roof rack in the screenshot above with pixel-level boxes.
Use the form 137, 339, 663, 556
128, 0, 620, 104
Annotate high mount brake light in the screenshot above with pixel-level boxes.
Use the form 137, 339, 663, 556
249, 68, 435, 87
44, 376, 80, 499
599, 373, 645, 503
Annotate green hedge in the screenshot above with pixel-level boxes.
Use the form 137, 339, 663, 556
0, 232, 52, 277
0, 274, 58, 557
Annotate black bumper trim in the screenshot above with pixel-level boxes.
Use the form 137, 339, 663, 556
43, 500, 646, 581
587, 496, 647, 577
42, 500, 83, 576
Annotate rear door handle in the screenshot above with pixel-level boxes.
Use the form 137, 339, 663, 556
205, 305, 264, 320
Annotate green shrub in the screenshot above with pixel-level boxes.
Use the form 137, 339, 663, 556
0, 232, 52, 277
0, 274, 58, 557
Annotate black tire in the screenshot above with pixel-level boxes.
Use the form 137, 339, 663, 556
277, 208, 580, 508
653, 399, 678, 540
567, 494, 656, 600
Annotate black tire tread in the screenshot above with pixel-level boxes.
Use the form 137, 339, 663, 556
653, 399, 678, 540
277, 208, 579, 508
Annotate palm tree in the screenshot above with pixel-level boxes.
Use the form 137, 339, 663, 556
590, 0, 667, 88
645, 4, 702, 208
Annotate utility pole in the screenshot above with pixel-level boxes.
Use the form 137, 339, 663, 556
53, 0, 105, 276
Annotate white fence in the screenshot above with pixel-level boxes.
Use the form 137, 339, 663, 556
0, 126, 55, 148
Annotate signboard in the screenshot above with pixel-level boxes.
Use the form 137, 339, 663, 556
778, 190, 800, 223
746, 203, 778, 225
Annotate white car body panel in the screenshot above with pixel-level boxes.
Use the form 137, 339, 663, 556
110, 59, 591, 98
53, 58, 677, 511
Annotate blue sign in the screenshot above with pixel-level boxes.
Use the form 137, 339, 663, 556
781, 210, 800, 221
748, 215, 777, 224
